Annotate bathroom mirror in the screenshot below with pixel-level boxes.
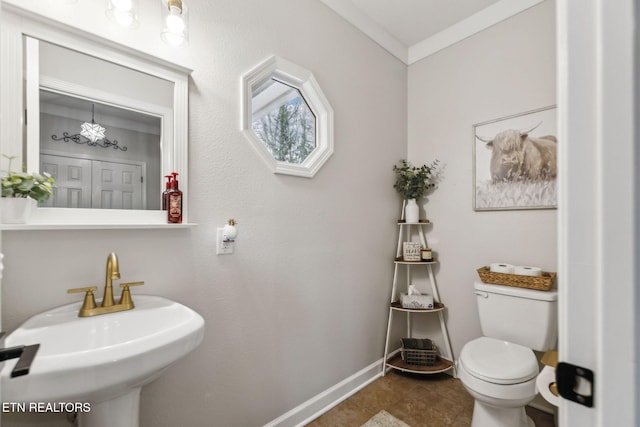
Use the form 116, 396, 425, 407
241, 56, 333, 178
0, 10, 190, 225
36, 39, 170, 210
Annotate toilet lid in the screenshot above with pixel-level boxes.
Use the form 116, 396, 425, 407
460, 337, 539, 385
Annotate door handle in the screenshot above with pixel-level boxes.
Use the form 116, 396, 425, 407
0, 332, 40, 378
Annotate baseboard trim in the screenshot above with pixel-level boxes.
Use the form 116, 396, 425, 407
263, 357, 384, 427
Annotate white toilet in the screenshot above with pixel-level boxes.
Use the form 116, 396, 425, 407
458, 281, 558, 427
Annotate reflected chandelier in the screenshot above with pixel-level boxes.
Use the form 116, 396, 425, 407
51, 104, 127, 151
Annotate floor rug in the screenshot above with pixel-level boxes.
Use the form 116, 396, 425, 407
361, 410, 410, 427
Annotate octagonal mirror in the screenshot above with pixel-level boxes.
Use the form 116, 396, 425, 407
242, 56, 333, 178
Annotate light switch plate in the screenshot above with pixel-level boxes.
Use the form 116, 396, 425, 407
216, 228, 234, 255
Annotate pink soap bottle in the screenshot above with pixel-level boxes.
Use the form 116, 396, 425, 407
162, 175, 173, 210
167, 172, 182, 224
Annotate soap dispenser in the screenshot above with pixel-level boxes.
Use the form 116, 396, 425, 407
162, 175, 173, 210
167, 172, 182, 224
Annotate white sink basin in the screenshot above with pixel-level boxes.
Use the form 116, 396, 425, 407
1, 295, 204, 427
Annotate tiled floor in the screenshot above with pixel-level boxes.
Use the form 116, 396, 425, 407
306, 371, 556, 427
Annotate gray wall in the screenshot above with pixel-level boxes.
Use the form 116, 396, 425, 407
407, 1, 557, 357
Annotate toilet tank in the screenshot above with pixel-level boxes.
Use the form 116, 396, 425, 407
474, 281, 558, 351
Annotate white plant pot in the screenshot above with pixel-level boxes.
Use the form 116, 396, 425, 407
405, 199, 420, 223
1, 198, 36, 224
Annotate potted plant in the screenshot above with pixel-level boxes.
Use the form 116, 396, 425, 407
1, 154, 55, 223
393, 159, 440, 222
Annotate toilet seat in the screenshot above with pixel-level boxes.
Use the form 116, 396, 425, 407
460, 337, 539, 385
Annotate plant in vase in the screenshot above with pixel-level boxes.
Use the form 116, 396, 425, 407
393, 159, 440, 222
1, 154, 55, 223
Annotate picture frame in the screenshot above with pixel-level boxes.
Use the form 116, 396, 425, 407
473, 106, 557, 211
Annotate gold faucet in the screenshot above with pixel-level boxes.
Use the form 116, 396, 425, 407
67, 252, 144, 317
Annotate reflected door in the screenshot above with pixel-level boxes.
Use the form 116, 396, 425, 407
40, 154, 144, 209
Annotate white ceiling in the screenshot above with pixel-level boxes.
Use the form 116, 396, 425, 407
349, 0, 502, 46
319, 0, 546, 64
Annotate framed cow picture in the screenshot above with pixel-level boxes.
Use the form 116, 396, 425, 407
473, 106, 557, 211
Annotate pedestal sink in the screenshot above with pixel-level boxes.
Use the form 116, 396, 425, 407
1, 295, 205, 427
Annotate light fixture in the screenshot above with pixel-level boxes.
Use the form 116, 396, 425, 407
161, 0, 188, 46
51, 104, 128, 151
106, 0, 139, 28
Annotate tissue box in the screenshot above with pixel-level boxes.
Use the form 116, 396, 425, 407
400, 293, 434, 309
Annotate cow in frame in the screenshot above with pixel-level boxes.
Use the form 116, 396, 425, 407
477, 124, 557, 183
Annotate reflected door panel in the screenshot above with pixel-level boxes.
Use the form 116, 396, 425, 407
41, 154, 92, 208
92, 161, 143, 209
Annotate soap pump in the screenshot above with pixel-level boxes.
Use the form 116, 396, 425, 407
162, 175, 173, 210
167, 172, 182, 224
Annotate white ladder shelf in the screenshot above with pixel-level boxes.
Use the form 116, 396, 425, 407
382, 217, 456, 376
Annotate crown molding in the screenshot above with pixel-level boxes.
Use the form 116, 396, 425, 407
408, 0, 546, 64
320, 0, 546, 65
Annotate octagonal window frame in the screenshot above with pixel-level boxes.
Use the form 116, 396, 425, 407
241, 56, 334, 178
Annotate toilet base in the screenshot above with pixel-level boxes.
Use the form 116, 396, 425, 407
471, 400, 535, 427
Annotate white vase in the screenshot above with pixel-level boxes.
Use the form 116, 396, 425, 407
1, 198, 36, 224
405, 199, 420, 223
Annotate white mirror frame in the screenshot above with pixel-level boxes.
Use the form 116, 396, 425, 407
241, 56, 334, 178
0, 7, 191, 228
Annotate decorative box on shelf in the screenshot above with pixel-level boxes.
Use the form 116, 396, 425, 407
402, 242, 421, 261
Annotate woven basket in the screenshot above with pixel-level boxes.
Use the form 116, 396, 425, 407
477, 266, 556, 291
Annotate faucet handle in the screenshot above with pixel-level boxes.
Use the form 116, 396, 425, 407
67, 286, 98, 294
118, 282, 144, 308
67, 286, 98, 314
120, 281, 144, 288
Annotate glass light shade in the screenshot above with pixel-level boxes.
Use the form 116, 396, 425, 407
166, 10, 185, 32
106, 0, 139, 28
80, 122, 106, 143
161, 0, 188, 46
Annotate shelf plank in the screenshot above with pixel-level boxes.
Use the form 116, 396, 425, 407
394, 257, 438, 265
390, 301, 445, 312
386, 353, 454, 375
0, 223, 197, 231
397, 219, 431, 224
